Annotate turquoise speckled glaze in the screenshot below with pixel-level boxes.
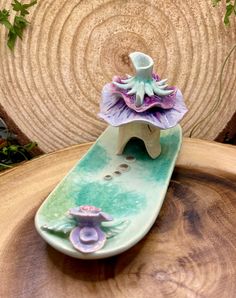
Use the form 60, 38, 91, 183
35, 124, 182, 259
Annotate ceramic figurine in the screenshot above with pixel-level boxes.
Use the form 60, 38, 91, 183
35, 52, 188, 259
99, 52, 187, 158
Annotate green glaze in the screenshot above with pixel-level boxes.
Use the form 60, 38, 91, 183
35, 125, 182, 259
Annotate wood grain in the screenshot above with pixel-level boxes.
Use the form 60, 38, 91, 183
0, 0, 236, 152
0, 138, 236, 297
216, 111, 236, 145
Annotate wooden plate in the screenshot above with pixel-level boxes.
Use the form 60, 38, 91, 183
0, 138, 236, 297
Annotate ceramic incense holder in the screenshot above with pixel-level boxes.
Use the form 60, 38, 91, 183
35, 52, 187, 259
99, 52, 187, 158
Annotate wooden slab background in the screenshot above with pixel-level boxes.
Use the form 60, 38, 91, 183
0, 0, 236, 152
0, 139, 236, 297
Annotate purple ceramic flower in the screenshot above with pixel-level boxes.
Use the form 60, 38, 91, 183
98, 74, 188, 129
68, 205, 113, 253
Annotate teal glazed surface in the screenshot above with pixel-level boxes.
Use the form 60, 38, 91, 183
35, 125, 182, 259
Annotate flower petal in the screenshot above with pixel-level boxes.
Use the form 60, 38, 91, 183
99, 85, 188, 129
112, 75, 176, 112
69, 226, 106, 253
79, 226, 99, 243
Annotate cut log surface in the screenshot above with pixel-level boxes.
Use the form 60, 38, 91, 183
0, 138, 236, 297
0, 0, 236, 152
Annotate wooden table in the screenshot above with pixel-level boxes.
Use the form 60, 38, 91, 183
0, 138, 236, 297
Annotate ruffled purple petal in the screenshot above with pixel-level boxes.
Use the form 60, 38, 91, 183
69, 206, 101, 216
69, 226, 106, 253
79, 226, 99, 243
112, 75, 175, 112
99, 84, 188, 129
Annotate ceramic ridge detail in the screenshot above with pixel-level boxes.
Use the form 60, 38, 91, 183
113, 52, 174, 107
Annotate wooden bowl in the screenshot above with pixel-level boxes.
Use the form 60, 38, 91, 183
0, 138, 236, 297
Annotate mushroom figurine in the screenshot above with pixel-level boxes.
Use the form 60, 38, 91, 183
99, 52, 188, 159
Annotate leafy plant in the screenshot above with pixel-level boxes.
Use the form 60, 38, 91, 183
0, 117, 37, 170
213, 0, 236, 25
0, 0, 37, 50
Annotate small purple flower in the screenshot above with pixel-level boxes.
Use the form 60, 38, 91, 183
98, 74, 188, 129
68, 205, 113, 253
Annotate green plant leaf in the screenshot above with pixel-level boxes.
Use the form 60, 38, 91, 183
0, 118, 37, 170
22, 0, 37, 10
7, 30, 17, 50
0, 163, 12, 169
12, 0, 37, 16
11, 0, 23, 12
15, 15, 28, 26
0, 0, 37, 50
12, 15, 29, 39
12, 1, 25, 16
2, 147, 9, 155
0, 9, 12, 30
0, 9, 10, 19
212, 0, 236, 25
224, 4, 234, 25
23, 141, 37, 151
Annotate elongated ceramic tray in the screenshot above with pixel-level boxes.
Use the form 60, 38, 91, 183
35, 125, 182, 259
